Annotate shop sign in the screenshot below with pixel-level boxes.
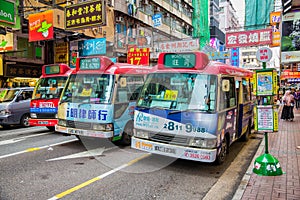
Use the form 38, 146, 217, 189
54, 42, 69, 64
280, 70, 300, 79
0, 0, 15, 24
28, 10, 54, 42
127, 47, 150, 66
158, 39, 199, 53
208, 51, 230, 60
0, 32, 13, 52
70, 51, 78, 68
225, 29, 272, 48
5, 64, 42, 78
78, 38, 106, 56
65, 0, 105, 30
270, 11, 281, 47
230, 48, 239, 66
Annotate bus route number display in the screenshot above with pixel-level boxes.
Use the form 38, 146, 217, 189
79, 57, 101, 70
45, 65, 60, 75
164, 53, 196, 68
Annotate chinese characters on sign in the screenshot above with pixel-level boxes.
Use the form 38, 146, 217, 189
152, 14, 162, 27
65, 0, 105, 30
256, 47, 272, 62
270, 11, 281, 47
230, 48, 239, 66
54, 42, 69, 64
78, 38, 106, 56
158, 39, 200, 52
127, 48, 150, 66
5, 65, 42, 78
257, 106, 274, 131
225, 29, 272, 48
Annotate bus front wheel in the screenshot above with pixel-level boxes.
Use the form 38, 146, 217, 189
121, 123, 133, 145
215, 136, 228, 165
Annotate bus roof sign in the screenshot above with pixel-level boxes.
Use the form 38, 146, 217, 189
79, 57, 101, 70
157, 51, 210, 70
164, 53, 196, 68
42, 64, 71, 76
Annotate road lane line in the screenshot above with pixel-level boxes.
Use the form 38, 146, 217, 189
0, 132, 51, 146
0, 139, 78, 159
48, 153, 151, 200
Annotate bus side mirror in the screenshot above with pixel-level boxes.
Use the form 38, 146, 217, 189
222, 80, 230, 92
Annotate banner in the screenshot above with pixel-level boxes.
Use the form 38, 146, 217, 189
28, 10, 54, 42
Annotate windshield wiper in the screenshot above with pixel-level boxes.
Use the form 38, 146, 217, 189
168, 108, 211, 115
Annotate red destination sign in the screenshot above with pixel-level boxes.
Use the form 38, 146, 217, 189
226, 29, 272, 48
127, 48, 150, 66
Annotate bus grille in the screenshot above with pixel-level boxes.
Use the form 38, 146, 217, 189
149, 133, 188, 145
36, 113, 56, 119
66, 120, 92, 130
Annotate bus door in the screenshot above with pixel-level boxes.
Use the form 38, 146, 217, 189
236, 78, 253, 139
113, 75, 146, 142
220, 77, 237, 142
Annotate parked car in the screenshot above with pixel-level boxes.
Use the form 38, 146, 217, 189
0, 87, 34, 128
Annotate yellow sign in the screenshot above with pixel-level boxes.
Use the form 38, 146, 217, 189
164, 90, 178, 100
273, 106, 278, 132
80, 88, 92, 96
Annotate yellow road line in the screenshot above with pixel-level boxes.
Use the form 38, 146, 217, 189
26, 147, 41, 152
48, 153, 150, 200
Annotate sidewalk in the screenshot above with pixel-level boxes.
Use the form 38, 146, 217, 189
234, 106, 300, 200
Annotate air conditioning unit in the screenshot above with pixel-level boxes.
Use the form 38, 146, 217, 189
116, 16, 124, 23
142, 0, 149, 4
182, 22, 185, 26
166, 13, 170, 17
155, 7, 161, 12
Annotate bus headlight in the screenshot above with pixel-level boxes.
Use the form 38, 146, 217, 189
134, 129, 149, 139
58, 119, 67, 127
92, 124, 113, 131
55, 114, 58, 119
189, 138, 217, 148
30, 113, 37, 118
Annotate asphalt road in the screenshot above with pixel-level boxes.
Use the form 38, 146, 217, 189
0, 126, 261, 200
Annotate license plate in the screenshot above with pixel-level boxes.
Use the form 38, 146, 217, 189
68, 129, 84, 135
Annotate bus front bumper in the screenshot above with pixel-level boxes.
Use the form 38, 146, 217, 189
131, 137, 217, 163
29, 119, 58, 126
55, 125, 114, 138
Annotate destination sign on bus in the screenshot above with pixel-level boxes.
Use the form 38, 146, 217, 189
164, 53, 196, 68
79, 57, 101, 70
45, 65, 60, 75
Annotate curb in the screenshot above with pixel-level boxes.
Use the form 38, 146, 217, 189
231, 135, 265, 200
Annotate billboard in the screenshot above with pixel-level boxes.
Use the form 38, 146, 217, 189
281, 11, 300, 63
28, 10, 54, 42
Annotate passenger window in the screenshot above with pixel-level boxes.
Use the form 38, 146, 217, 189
116, 75, 145, 103
220, 77, 236, 110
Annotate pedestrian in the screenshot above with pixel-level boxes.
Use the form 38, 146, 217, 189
294, 89, 300, 109
281, 90, 295, 121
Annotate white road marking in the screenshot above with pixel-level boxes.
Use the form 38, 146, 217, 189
0, 132, 50, 146
0, 127, 48, 137
46, 147, 117, 161
0, 139, 78, 159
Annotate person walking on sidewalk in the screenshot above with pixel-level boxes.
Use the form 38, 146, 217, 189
281, 90, 295, 121
294, 89, 300, 109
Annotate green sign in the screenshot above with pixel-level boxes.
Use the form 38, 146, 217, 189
45, 65, 60, 75
79, 57, 101, 70
164, 53, 196, 68
0, 0, 15, 24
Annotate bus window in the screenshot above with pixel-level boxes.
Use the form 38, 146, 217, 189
242, 78, 251, 102
220, 77, 236, 110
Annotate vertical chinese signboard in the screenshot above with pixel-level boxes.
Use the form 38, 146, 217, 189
127, 48, 150, 66
28, 10, 54, 42
270, 11, 281, 47
65, 0, 105, 30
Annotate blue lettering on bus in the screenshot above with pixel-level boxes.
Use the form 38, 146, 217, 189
98, 110, 108, 120
67, 107, 109, 120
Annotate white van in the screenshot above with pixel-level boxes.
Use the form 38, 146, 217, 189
0, 87, 34, 128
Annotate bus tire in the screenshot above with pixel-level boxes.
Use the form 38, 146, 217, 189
20, 114, 30, 127
240, 120, 251, 142
46, 126, 55, 131
121, 122, 133, 145
215, 135, 228, 165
